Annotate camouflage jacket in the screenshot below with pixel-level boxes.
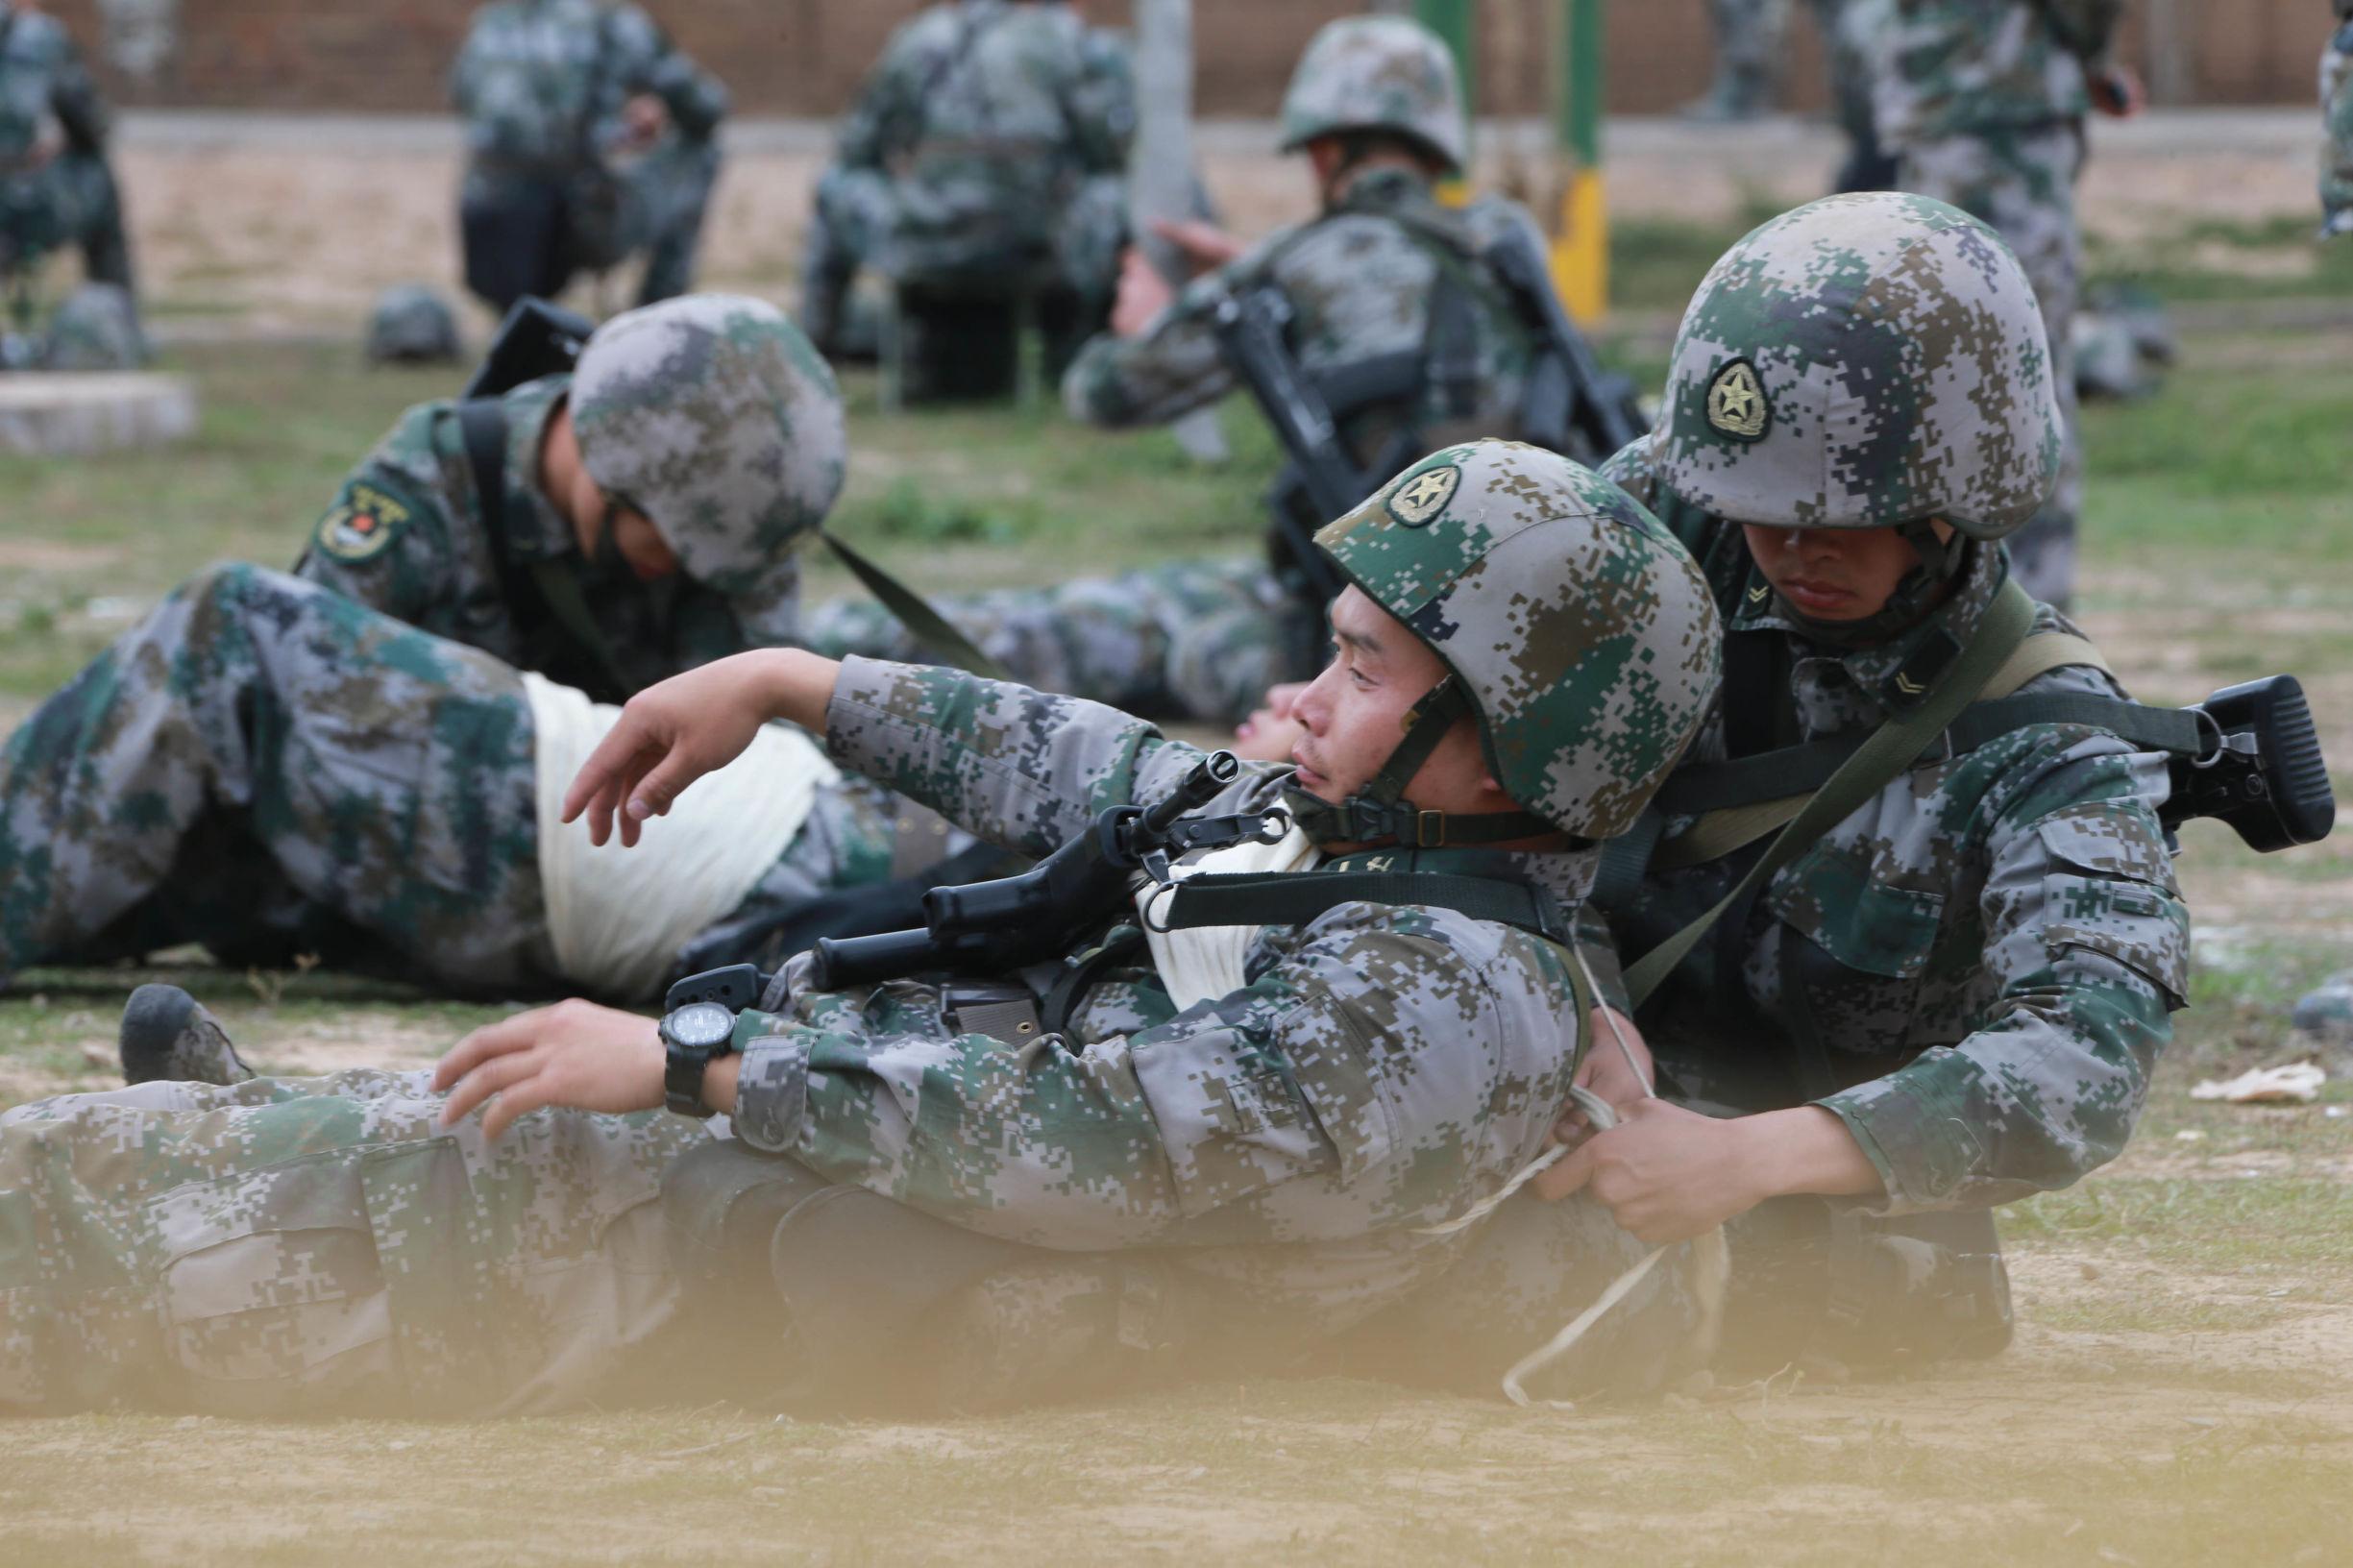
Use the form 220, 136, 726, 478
834, 0, 1132, 278
449, 0, 726, 172
0, 9, 104, 163
2324, 2, 2353, 237
1856, 0, 2124, 144
292, 376, 767, 701
1602, 438, 2190, 1215
724, 657, 1598, 1330
1063, 166, 1540, 448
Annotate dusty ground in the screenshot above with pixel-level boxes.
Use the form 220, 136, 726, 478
0, 112, 2348, 1565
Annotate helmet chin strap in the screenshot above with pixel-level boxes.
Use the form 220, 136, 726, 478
1282, 676, 1557, 849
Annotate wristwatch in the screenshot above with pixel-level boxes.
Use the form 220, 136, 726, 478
659, 999, 739, 1118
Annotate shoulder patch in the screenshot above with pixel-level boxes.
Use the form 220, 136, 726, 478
314, 476, 422, 564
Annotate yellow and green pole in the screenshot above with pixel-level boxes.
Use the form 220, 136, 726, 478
1551, 0, 1607, 321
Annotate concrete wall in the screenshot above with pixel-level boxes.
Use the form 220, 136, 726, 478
42, 0, 2336, 116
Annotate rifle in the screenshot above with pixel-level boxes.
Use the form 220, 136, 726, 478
1481, 225, 1646, 462
1208, 285, 1359, 610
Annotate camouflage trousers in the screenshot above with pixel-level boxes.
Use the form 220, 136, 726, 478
0, 563, 902, 998
0, 1069, 712, 1416
1897, 122, 2084, 607
0, 150, 132, 294
799, 556, 1313, 724
631, 137, 719, 306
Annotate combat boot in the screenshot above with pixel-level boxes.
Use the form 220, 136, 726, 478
117, 984, 256, 1087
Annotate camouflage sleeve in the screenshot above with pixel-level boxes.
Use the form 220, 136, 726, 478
289, 406, 458, 628
823, 656, 1231, 858
834, 22, 929, 169
2037, 0, 2128, 63
629, 21, 728, 141
727, 904, 1577, 1249
1066, 28, 1137, 175
1059, 240, 1281, 427
1815, 736, 2189, 1213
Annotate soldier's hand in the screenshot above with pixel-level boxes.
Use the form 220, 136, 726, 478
566, 650, 834, 848
621, 92, 670, 146
434, 999, 665, 1141
2089, 65, 2144, 118
1112, 247, 1175, 337
1551, 1007, 1653, 1145
1149, 218, 1245, 272
1533, 1097, 1759, 1243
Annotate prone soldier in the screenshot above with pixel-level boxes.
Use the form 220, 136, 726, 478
0, 440, 1728, 1416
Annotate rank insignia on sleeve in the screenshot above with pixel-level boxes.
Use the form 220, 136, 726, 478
314, 478, 417, 563
1387, 462, 1460, 527
1705, 358, 1770, 442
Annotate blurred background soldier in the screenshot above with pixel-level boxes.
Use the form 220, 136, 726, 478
1683, 0, 1790, 122
364, 283, 466, 367
2324, 0, 2353, 237
801, 15, 1567, 723
0, 0, 135, 332
796, 0, 1134, 400
450, 0, 728, 314
1852, 0, 2138, 610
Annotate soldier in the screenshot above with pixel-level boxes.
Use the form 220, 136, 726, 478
0, 558, 937, 1006
1684, 0, 1791, 123
801, 15, 1553, 725
2323, 0, 2353, 239
0, 439, 1728, 1416
1848, 0, 2139, 610
295, 293, 838, 703
450, 0, 728, 312
0, 0, 135, 310
1394, 193, 2192, 1374
797, 0, 1133, 397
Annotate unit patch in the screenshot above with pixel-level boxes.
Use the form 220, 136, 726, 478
314, 478, 420, 563
1705, 358, 1770, 441
1387, 463, 1460, 527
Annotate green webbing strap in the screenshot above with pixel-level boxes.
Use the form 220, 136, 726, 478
1621, 579, 2039, 1010
527, 558, 636, 700
1946, 692, 2205, 758
1653, 792, 1808, 873
1160, 869, 1571, 946
817, 529, 1011, 682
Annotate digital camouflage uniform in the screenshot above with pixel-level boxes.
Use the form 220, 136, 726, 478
0, 441, 1732, 1415
0, 5, 133, 303
804, 19, 1545, 726
1590, 193, 2187, 1248
797, 0, 1133, 391
2322, 0, 2353, 238
297, 294, 843, 703
0, 563, 908, 1002
1688, 0, 1792, 122
450, 0, 727, 309
1852, 0, 2126, 609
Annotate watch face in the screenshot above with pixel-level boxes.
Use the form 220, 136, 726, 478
665, 1001, 736, 1050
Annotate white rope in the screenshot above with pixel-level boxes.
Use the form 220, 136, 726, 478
1419, 943, 1730, 1407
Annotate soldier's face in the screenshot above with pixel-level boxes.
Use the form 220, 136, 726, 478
606, 505, 681, 582
1740, 521, 1951, 622
1288, 588, 1498, 821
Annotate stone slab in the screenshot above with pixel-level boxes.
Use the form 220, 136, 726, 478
0, 372, 200, 457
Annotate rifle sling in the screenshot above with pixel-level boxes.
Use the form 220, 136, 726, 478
1621, 579, 2040, 1010
817, 528, 1011, 681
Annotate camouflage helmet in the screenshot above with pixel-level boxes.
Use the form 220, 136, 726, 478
365, 283, 462, 365
1654, 192, 2062, 542
39, 284, 146, 372
1315, 440, 1721, 841
1279, 16, 1466, 176
570, 294, 846, 644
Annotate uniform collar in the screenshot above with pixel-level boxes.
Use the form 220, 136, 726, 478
1727, 540, 2010, 720
1326, 164, 1443, 220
